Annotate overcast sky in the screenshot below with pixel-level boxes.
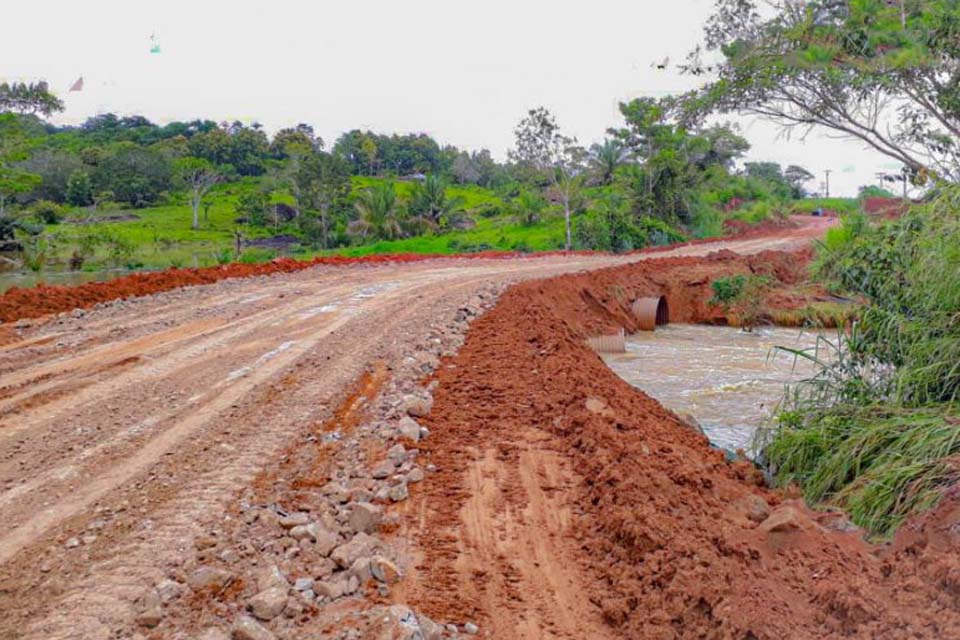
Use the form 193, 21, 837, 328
3, 0, 905, 195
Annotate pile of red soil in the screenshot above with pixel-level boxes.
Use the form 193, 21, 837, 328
411, 250, 960, 638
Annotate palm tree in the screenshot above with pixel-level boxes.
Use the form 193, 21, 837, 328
589, 139, 628, 186
512, 190, 547, 226
408, 175, 465, 229
349, 182, 405, 240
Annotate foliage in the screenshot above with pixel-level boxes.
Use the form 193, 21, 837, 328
236, 190, 272, 227
66, 170, 94, 206
349, 181, 406, 241
610, 98, 749, 223
334, 130, 444, 176
763, 187, 960, 535
676, 0, 960, 182
709, 274, 771, 331
512, 190, 548, 226
510, 107, 586, 249
588, 139, 627, 186
0, 81, 64, 117
174, 157, 222, 230
296, 150, 352, 248
30, 199, 64, 224
408, 175, 466, 229
95, 146, 173, 207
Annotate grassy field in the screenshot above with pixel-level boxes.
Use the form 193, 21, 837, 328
14, 176, 859, 278
24, 177, 565, 272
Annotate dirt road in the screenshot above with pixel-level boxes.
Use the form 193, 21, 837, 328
0, 220, 830, 639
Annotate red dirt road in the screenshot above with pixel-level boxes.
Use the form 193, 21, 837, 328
3, 216, 911, 640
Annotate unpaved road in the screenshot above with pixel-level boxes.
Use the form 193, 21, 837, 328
0, 221, 828, 639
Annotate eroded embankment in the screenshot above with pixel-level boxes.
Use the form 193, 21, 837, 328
405, 249, 960, 639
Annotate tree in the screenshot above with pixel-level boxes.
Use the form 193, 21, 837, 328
512, 190, 547, 226
451, 152, 481, 184
0, 81, 64, 117
174, 157, 221, 230
408, 175, 465, 229
94, 146, 173, 207
574, 193, 643, 253
676, 0, 960, 183
588, 139, 628, 185
66, 170, 94, 206
236, 190, 272, 227
17, 150, 84, 202
509, 107, 586, 250
360, 137, 378, 176
0, 114, 41, 218
296, 151, 352, 248
349, 182, 405, 240
270, 124, 322, 158
784, 165, 816, 198
610, 98, 708, 222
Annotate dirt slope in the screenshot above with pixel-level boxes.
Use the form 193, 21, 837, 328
401, 255, 960, 639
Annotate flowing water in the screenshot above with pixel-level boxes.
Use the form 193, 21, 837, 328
603, 324, 826, 452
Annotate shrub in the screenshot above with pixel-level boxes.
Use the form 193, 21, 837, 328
709, 274, 771, 331
31, 200, 64, 224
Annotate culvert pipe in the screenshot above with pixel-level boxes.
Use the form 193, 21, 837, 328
632, 296, 669, 331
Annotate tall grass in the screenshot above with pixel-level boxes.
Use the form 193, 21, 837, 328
761, 186, 960, 536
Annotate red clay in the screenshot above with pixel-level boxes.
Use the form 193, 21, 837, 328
406, 249, 960, 639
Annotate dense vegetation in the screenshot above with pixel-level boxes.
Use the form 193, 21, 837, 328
0, 80, 833, 275
762, 187, 960, 536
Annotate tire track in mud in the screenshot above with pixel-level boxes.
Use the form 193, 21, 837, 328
0, 259, 622, 639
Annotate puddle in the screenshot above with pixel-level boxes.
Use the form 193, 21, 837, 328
602, 324, 825, 452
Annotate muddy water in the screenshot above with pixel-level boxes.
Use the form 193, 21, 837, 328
603, 324, 824, 452
0, 269, 125, 293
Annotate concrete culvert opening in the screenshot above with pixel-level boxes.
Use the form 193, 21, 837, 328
632, 296, 669, 331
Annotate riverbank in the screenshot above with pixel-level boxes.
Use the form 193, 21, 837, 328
400, 251, 960, 638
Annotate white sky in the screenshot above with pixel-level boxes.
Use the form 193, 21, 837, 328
2, 0, 904, 196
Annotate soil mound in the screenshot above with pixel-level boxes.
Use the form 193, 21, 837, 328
408, 250, 960, 639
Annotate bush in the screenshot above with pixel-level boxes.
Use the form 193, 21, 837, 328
31, 200, 65, 224
709, 274, 771, 331
762, 187, 960, 535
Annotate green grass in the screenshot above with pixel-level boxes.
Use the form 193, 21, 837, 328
321, 214, 567, 257
765, 405, 959, 537
43, 178, 284, 270
762, 187, 960, 537
790, 197, 859, 215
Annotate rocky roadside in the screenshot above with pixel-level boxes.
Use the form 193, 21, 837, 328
126, 287, 504, 640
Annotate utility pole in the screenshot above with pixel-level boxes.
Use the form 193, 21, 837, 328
824, 169, 832, 198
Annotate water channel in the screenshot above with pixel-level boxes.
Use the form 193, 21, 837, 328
603, 324, 825, 452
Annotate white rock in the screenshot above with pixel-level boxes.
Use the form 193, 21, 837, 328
397, 417, 421, 442
248, 587, 288, 621
231, 616, 275, 640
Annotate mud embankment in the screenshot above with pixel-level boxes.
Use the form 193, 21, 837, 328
405, 249, 960, 639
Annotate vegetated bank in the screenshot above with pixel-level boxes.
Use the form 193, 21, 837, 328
405, 247, 960, 639
763, 186, 960, 537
